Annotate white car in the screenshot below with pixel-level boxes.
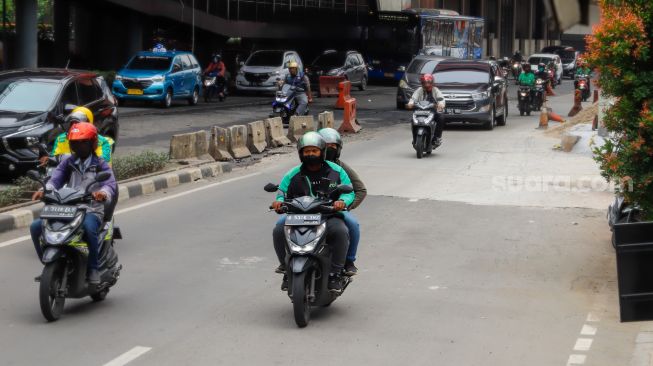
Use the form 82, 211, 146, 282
235, 50, 303, 93
528, 53, 563, 85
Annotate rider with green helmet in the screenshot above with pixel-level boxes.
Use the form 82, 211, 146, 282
271, 132, 354, 292
318, 128, 366, 275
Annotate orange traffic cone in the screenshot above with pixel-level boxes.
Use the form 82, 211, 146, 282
547, 110, 565, 123
568, 90, 583, 117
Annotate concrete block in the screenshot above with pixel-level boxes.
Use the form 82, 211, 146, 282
169, 130, 211, 160
118, 185, 129, 202
164, 174, 180, 188
561, 133, 581, 152
247, 120, 268, 154
209, 126, 233, 161
287, 115, 315, 142
265, 117, 291, 147
12, 209, 34, 229
140, 180, 155, 195
228, 125, 251, 159
317, 111, 335, 130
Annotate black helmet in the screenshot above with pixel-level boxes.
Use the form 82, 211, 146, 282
318, 128, 342, 161
297, 132, 326, 163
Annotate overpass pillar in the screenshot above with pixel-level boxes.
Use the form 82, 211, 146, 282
54, 0, 70, 67
15, 0, 38, 68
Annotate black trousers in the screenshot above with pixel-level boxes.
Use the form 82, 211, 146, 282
434, 113, 444, 139
273, 217, 349, 270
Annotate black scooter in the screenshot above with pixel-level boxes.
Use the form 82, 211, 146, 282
270, 83, 309, 124
410, 100, 440, 159
265, 181, 354, 328
27, 170, 122, 322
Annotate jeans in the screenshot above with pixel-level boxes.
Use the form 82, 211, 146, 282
295, 93, 309, 115
273, 217, 349, 270
30, 214, 102, 270
277, 213, 360, 262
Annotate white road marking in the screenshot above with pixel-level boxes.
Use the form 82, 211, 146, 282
573, 338, 593, 351
586, 312, 601, 322
103, 346, 152, 366
566, 354, 586, 365
408, 198, 419, 202
580, 324, 597, 336
0, 172, 261, 249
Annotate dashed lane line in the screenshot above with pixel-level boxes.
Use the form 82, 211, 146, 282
103, 346, 152, 366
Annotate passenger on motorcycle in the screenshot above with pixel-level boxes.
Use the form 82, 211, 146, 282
30, 123, 117, 285
278, 61, 312, 116
40, 106, 114, 167
271, 132, 354, 292
204, 53, 226, 99
406, 73, 446, 146
318, 128, 366, 276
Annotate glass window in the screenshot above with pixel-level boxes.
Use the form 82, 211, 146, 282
60, 82, 78, 107
434, 70, 490, 84
127, 55, 172, 71
77, 78, 99, 105
172, 57, 183, 72
407, 59, 439, 74
312, 52, 346, 69
180, 55, 193, 70
189, 54, 200, 68
0, 80, 61, 113
247, 51, 284, 67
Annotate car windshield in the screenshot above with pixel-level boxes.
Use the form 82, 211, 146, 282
312, 53, 346, 69
434, 70, 489, 84
247, 51, 284, 67
127, 55, 172, 70
559, 51, 576, 63
407, 59, 439, 74
0, 80, 60, 112
528, 57, 553, 65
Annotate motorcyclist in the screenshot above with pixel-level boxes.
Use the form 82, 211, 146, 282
318, 128, 366, 276
518, 63, 537, 103
512, 50, 523, 63
536, 62, 552, 90
30, 122, 117, 285
204, 53, 226, 99
406, 73, 446, 146
574, 58, 592, 91
278, 61, 312, 116
271, 132, 354, 292
40, 106, 114, 166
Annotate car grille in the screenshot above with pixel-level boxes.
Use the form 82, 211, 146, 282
444, 99, 476, 111
122, 78, 153, 89
244, 72, 271, 83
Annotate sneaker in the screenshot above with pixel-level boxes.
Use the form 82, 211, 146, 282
328, 272, 344, 292
87, 269, 100, 285
281, 274, 288, 291
344, 261, 358, 276
275, 264, 286, 274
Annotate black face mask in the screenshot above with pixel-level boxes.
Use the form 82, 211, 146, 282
70, 141, 93, 159
302, 155, 322, 166
325, 147, 338, 162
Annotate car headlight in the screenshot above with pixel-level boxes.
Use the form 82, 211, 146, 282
327, 69, 340, 76
284, 223, 326, 254
151, 75, 164, 83
399, 79, 408, 89
115, 75, 123, 81
272, 71, 281, 76
472, 90, 490, 100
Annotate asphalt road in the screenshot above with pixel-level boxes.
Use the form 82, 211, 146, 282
0, 93, 641, 365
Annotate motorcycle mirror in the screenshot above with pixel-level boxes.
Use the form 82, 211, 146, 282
264, 183, 279, 192
336, 184, 354, 194
95, 171, 111, 183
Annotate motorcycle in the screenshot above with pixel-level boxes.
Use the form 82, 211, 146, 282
533, 78, 545, 110
203, 73, 226, 102
517, 86, 533, 116
270, 82, 308, 125
547, 67, 557, 89
26, 170, 122, 322
575, 74, 591, 102
264, 181, 354, 328
608, 196, 641, 249
511, 61, 522, 83
410, 100, 440, 159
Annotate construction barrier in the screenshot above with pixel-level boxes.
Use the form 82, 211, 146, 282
335, 81, 352, 109
319, 76, 346, 97
593, 89, 599, 103
169, 130, 211, 160
317, 111, 335, 130
287, 115, 315, 142
209, 126, 233, 161
228, 125, 251, 159
338, 98, 362, 134
247, 120, 268, 154
264, 117, 292, 147
568, 89, 583, 117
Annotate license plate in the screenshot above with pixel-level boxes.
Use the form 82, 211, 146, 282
41, 205, 78, 219
384, 72, 394, 78
445, 108, 461, 114
285, 214, 322, 226
250, 82, 262, 87
127, 89, 143, 95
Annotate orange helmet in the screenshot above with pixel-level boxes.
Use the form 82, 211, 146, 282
68, 122, 98, 143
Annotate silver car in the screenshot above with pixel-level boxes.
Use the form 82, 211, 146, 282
235, 50, 303, 93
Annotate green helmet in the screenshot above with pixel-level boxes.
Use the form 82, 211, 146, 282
297, 131, 326, 163
318, 128, 342, 161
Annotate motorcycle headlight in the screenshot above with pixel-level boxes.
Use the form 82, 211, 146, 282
423, 115, 434, 124
151, 75, 164, 83
284, 223, 326, 254
399, 79, 408, 89
472, 90, 490, 100
44, 227, 73, 245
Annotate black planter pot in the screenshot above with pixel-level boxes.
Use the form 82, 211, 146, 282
614, 220, 653, 322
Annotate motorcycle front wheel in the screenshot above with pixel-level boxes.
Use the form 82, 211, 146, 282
292, 271, 311, 328
415, 135, 425, 159
39, 261, 66, 322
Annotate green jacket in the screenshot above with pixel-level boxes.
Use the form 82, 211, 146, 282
276, 160, 355, 207
576, 67, 591, 76
518, 71, 535, 86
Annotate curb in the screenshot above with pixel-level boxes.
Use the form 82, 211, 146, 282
0, 161, 232, 234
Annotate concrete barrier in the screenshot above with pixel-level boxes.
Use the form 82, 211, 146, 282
228, 125, 251, 159
265, 117, 292, 147
209, 126, 233, 161
317, 111, 335, 130
247, 120, 268, 154
169, 130, 211, 160
287, 115, 315, 142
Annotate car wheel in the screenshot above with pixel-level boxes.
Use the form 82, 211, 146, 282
497, 99, 508, 126
358, 76, 367, 91
162, 88, 173, 108
484, 104, 495, 130
188, 87, 199, 106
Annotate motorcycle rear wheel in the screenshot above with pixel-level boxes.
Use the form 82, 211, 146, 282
39, 261, 66, 322
292, 271, 311, 328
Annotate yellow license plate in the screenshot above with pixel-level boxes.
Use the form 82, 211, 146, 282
127, 89, 143, 95
384, 72, 394, 78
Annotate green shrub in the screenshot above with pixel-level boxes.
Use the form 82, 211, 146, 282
112, 151, 169, 181
0, 176, 41, 208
